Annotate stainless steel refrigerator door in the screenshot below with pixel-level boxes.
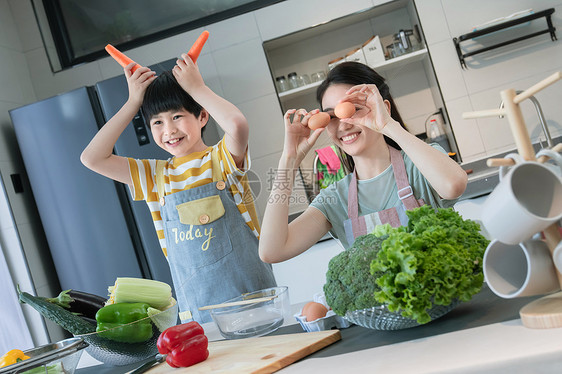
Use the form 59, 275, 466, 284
10, 87, 143, 297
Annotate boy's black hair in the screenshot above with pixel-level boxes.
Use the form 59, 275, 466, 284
316, 61, 406, 173
141, 70, 203, 124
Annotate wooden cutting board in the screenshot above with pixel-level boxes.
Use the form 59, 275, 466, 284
143, 330, 341, 373
520, 291, 562, 329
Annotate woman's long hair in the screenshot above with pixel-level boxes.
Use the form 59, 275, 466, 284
316, 62, 406, 173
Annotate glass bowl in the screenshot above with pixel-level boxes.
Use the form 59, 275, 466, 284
75, 302, 178, 366
210, 286, 290, 340
344, 299, 460, 330
0, 337, 87, 374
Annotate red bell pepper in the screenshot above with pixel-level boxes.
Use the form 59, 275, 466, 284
157, 321, 209, 368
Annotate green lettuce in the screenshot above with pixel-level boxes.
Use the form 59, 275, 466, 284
370, 205, 488, 324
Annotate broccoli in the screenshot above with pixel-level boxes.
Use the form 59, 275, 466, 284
323, 233, 387, 316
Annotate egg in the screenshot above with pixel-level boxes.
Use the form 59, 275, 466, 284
301, 301, 328, 321
308, 112, 330, 130
334, 101, 356, 119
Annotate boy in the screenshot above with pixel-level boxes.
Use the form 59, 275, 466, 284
81, 54, 276, 323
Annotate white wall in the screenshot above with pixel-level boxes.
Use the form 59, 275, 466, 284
417, 0, 562, 162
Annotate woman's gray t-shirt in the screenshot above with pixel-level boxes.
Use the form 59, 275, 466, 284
309, 144, 458, 249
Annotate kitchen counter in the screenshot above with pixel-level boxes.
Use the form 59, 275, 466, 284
277, 286, 562, 373
75, 285, 562, 373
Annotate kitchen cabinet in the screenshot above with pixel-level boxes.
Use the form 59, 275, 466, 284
261, 0, 461, 201
276, 48, 430, 102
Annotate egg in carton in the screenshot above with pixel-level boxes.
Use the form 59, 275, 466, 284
294, 292, 352, 332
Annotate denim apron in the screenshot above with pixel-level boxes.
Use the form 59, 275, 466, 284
155, 148, 276, 323
343, 145, 425, 245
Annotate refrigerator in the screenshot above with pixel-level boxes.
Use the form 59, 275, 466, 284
9, 58, 221, 297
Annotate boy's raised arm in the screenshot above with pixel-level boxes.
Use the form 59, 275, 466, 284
81, 64, 156, 185
173, 55, 248, 168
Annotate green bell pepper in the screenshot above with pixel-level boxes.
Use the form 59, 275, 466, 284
95, 302, 153, 343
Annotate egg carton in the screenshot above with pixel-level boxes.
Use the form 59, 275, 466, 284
294, 292, 352, 332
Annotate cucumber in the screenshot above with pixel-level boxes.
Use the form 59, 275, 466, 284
17, 285, 96, 335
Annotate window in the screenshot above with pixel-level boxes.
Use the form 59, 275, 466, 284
33, 0, 284, 71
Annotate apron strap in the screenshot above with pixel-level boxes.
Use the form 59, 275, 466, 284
210, 147, 223, 182
389, 146, 421, 210
347, 166, 366, 239
347, 169, 359, 219
347, 145, 420, 219
155, 159, 166, 202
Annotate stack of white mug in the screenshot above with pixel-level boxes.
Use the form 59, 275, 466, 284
482, 149, 562, 299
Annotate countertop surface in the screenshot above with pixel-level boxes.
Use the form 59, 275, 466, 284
75, 285, 562, 373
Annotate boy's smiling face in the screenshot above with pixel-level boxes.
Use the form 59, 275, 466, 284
150, 108, 209, 158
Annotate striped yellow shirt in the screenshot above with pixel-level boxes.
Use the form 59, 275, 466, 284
127, 137, 260, 257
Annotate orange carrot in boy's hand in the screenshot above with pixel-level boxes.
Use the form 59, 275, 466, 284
105, 44, 143, 73
187, 31, 209, 62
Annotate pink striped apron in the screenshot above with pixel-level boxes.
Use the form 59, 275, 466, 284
343, 145, 424, 245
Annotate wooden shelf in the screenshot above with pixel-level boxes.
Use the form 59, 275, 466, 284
278, 48, 428, 102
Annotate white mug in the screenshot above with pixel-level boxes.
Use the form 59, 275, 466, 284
481, 153, 562, 245
536, 148, 562, 177
484, 239, 560, 298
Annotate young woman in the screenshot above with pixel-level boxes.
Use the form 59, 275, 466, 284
259, 62, 467, 262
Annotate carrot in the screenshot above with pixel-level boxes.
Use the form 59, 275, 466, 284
105, 44, 142, 73
187, 30, 210, 62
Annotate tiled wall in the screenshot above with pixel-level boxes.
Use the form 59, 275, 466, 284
418, 0, 562, 162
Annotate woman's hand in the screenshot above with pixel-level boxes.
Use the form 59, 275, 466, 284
340, 84, 397, 133
173, 53, 205, 94
282, 108, 324, 164
124, 63, 156, 107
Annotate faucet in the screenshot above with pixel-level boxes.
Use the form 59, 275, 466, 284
499, 90, 554, 148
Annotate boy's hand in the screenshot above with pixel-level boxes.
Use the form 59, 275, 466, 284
124, 63, 156, 107
173, 54, 205, 94
283, 109, 324, 164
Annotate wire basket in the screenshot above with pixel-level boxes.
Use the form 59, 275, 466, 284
344, 299, 460, 330
75, 302, 178, 366
0, 337, 87, 374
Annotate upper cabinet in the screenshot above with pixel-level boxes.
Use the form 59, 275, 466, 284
261, 0, 461, 162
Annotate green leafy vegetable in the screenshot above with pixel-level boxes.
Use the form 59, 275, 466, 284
371, 205, 488, 324
323, 234, 387, 316
23, 362, 64, 373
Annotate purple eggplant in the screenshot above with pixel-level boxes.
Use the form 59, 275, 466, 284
46, 289, 107, 319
